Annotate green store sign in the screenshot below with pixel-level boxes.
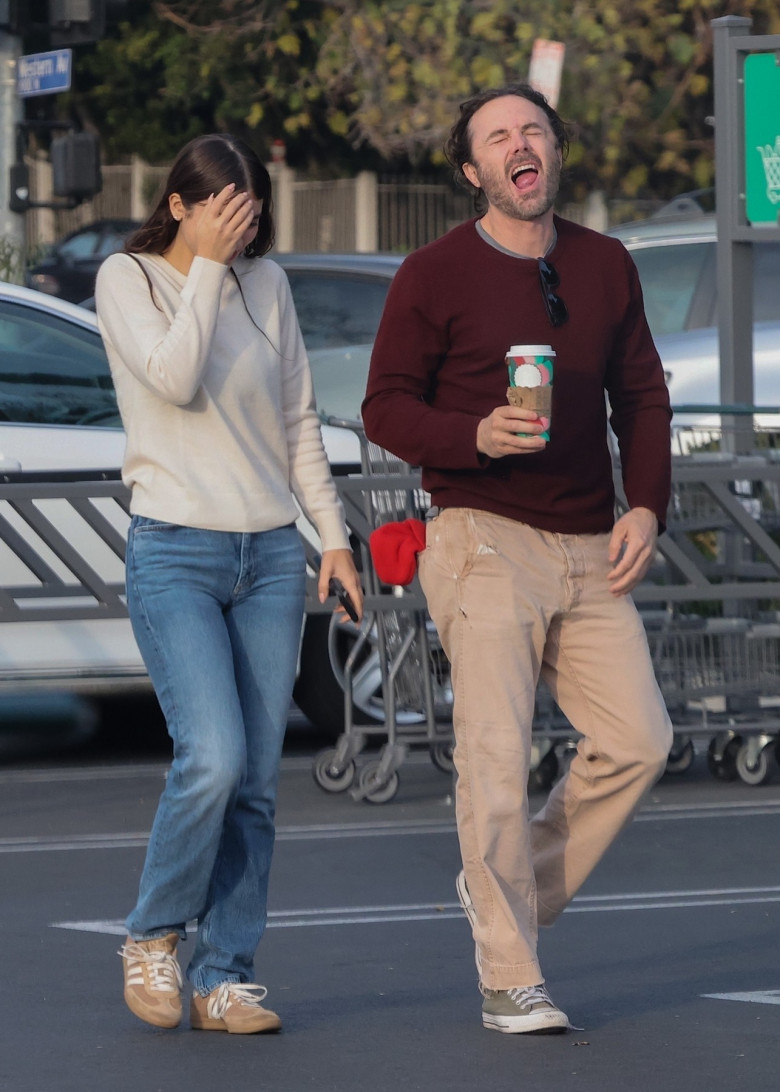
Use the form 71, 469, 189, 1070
744, 51, 780, 226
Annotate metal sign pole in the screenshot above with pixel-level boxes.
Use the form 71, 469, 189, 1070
713, 15, 753, 455
0, 29, 24, 264
712, 17, 780, 456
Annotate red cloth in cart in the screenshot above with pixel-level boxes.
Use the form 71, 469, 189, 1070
369, 519, 426, 586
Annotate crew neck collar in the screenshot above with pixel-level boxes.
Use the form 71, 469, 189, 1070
475, 218, 558, 260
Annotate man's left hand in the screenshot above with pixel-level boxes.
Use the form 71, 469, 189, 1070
607, 507, 658, 596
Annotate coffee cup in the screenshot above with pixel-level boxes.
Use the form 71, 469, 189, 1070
506, 344, 555, 440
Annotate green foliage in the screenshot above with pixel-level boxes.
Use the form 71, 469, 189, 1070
64, 0, 363, 169
56, 0, 780, 201
0, 237, 26, 285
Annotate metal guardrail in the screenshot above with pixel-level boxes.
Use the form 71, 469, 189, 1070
0, 468, 428, 625
616, 454, 780, 605
1, 450, 780, 622
0, 471, 129, 623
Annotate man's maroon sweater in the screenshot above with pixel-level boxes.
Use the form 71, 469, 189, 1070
362, 217, 672, 535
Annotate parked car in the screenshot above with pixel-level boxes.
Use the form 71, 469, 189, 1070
0, 271, 400, 738
606, 212, 780, 427
25, 219, 141, 304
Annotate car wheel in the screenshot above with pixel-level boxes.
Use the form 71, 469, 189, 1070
293, 612, 439, 737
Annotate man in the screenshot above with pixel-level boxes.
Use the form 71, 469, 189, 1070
362, 84, 673, 1035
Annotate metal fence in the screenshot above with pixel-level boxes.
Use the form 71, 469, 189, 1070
377, 175, 473, 252
22, 156, 642, 255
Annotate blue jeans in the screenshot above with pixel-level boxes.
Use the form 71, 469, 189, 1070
124, 516, 306, 995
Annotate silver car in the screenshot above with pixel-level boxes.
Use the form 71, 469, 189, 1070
607, 211, 780, 431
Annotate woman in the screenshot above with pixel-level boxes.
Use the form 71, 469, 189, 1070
95, 133, 362, 1034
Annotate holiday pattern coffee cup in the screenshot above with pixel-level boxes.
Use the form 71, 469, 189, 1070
506, 344, 555, 440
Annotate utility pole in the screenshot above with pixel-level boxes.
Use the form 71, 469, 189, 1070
0, 27, 24, 261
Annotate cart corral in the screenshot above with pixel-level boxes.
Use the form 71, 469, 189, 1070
308, 420, 780, 800
2, 424, 780, 797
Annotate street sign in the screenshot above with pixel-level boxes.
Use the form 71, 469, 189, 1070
744, 51, 780, 225
17, 49, 72, 99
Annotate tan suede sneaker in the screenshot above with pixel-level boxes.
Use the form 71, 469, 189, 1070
119, 933, 183, 1029
190, 983, 282, 1034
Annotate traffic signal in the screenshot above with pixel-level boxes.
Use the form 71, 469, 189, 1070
49, 0, 105, 45
8, 163, 31, 214
0, 0, 26, 33
51, 131, 102, 199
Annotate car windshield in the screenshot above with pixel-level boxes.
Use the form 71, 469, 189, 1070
285, 268, 394, 420
629, 241, 713, 338
625, 235, 780, 340
307, 345, 373, 422
58, 232, 102, 260
286, 271, 391, 349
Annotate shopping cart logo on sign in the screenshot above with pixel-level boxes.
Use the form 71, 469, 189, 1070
757, 136, 780, 205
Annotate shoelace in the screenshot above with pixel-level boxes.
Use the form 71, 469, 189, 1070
119, 942, 183, 994
506, 985, 554, 1008
206, 983, 269, 1019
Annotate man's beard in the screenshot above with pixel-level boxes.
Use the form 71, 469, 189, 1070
472, 156, 561, 221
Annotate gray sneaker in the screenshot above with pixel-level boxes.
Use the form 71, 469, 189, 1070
482, 984, 569, 1034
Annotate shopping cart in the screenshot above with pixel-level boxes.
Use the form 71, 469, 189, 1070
311, 419, 454, 803
645, 615, 780, 785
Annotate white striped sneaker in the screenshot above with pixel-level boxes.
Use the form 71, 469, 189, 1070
119, 933, 183, 1028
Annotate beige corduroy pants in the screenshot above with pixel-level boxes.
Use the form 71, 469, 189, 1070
419, 507, 672, 990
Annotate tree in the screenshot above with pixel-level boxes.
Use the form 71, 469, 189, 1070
68, 0, 373, 170
316, 0, 780, 201
62, 0, 780, 202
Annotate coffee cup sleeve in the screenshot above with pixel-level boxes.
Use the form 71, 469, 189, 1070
506, 385, 552, 415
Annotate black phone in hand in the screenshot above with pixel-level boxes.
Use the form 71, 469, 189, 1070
328, 577, 359, 623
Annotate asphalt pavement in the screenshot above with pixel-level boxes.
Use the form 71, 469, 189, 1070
2, 710, 780, 1092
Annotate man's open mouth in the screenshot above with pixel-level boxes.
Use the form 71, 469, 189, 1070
510, 163, 540, 191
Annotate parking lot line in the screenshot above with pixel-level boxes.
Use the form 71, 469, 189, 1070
50, 882, 780, 936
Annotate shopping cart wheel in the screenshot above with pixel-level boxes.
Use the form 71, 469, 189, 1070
735, 741, 775, 787
357, 760, 400, 804
665, 738, 695, 775
706, 737, 740, 781
430, 740, 455, 774
312, 748, 356, 793
528, 748, 559, 791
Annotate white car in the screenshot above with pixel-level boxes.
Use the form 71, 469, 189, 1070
0, 270, 397, 738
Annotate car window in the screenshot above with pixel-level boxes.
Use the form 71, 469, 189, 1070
754, 243, 780, 323
285, 272, 391, 349
307, 345, 373, 421
95, 232, 130, 260
0, 301, 120, 428
628, 235, 780, 339
58, 231, 101, 260
628, 241, 713, 338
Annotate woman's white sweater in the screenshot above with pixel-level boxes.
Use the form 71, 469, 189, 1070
95, 251, 349, 551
